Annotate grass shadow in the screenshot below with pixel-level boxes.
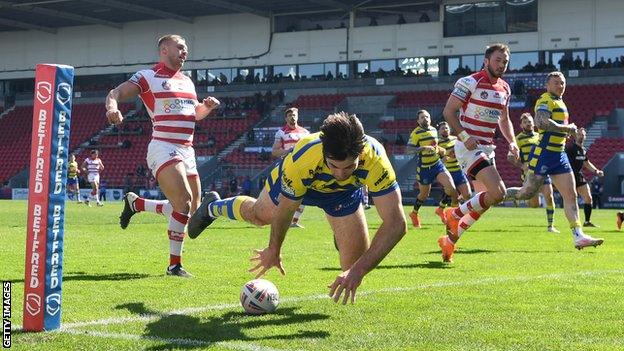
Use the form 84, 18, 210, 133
114, 302, 330, 350
319, 261, 452, 271
423, 248, 496, 255
7, 272, 152, 284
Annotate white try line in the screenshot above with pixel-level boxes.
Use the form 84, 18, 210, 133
12, 268, 623, 351
53, 268, 623, 331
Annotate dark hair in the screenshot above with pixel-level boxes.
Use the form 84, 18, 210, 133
90, 149, 98, 154
416, 109, 430, 118
485, 43, 510, 59
320, 112, 365, 160
436, 121, 448, 129
284, 107, 298, 116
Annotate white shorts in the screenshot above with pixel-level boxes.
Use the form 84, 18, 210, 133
87, 173, 100, 184
454, 140, 496, 178
147, 139, 198, 178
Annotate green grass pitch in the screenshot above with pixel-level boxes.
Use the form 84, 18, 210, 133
1, 200, 623, 350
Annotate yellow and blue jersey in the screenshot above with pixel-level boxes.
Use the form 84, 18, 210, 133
516, 131, 539, 164
438, 136, 460, 172
268, 132, 398, 200
68, 161, 79, 178
534, 92, 569, 152
528, 92, 573, 176
408, 126, 439, 167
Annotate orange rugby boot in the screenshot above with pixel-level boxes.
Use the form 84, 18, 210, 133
409, 211, 421, 228
437, 235, 455, 263
444, 208, 460, 237
435, 207, 446, 225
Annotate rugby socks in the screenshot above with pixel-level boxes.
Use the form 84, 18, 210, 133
134, 198, 173, 217
457, 211, 481, 239
438, 194, 451, 209
583, 203, 592, 223
546, 205, 555, 228
413, 198, 424, 214
570, 220, 584, 239
168, 211, 188, 267
292, 205, 304, 225
208, 196, 253, 221
452, 192, 489, 219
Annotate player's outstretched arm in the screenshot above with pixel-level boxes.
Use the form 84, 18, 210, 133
328, 188, 407, 304
105, 82, 140, 125
249, 194, 301, 278
584, 159, 603, 176
195, 96, 220, 120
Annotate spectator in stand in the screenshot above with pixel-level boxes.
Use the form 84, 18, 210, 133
521, 61, 535, 73
573, 56, 583, 69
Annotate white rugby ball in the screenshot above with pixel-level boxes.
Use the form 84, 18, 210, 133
240, 279, 279, 314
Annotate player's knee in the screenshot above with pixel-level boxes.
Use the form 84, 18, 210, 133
396, 216, 408, 237
171, 192, 192, 213
490, 185, 506, 203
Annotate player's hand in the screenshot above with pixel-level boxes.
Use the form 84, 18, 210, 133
596, 170, 604, 177
249, 247, 285, 278
464, 136, 478, 150
106, 109, 124, 125
567, 123, 578, 137
328, 267, 364, 305
203, 96, 220, 110
508, 142, 520, 160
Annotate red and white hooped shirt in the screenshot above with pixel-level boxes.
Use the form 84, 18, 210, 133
275, 125, 310, 152
129, 62, 197, 146
85, 157, 103, 176
451, 70, 511, 146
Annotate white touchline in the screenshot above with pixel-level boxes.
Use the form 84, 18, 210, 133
48, 269, 622, 331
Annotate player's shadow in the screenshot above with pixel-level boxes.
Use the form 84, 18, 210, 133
319, 261, 451, 271
115, 302, 330, 350
423, 248, 495, 255
6, 272, 151, 284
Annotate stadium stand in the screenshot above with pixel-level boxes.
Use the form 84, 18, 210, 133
0, 103, 131, 184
